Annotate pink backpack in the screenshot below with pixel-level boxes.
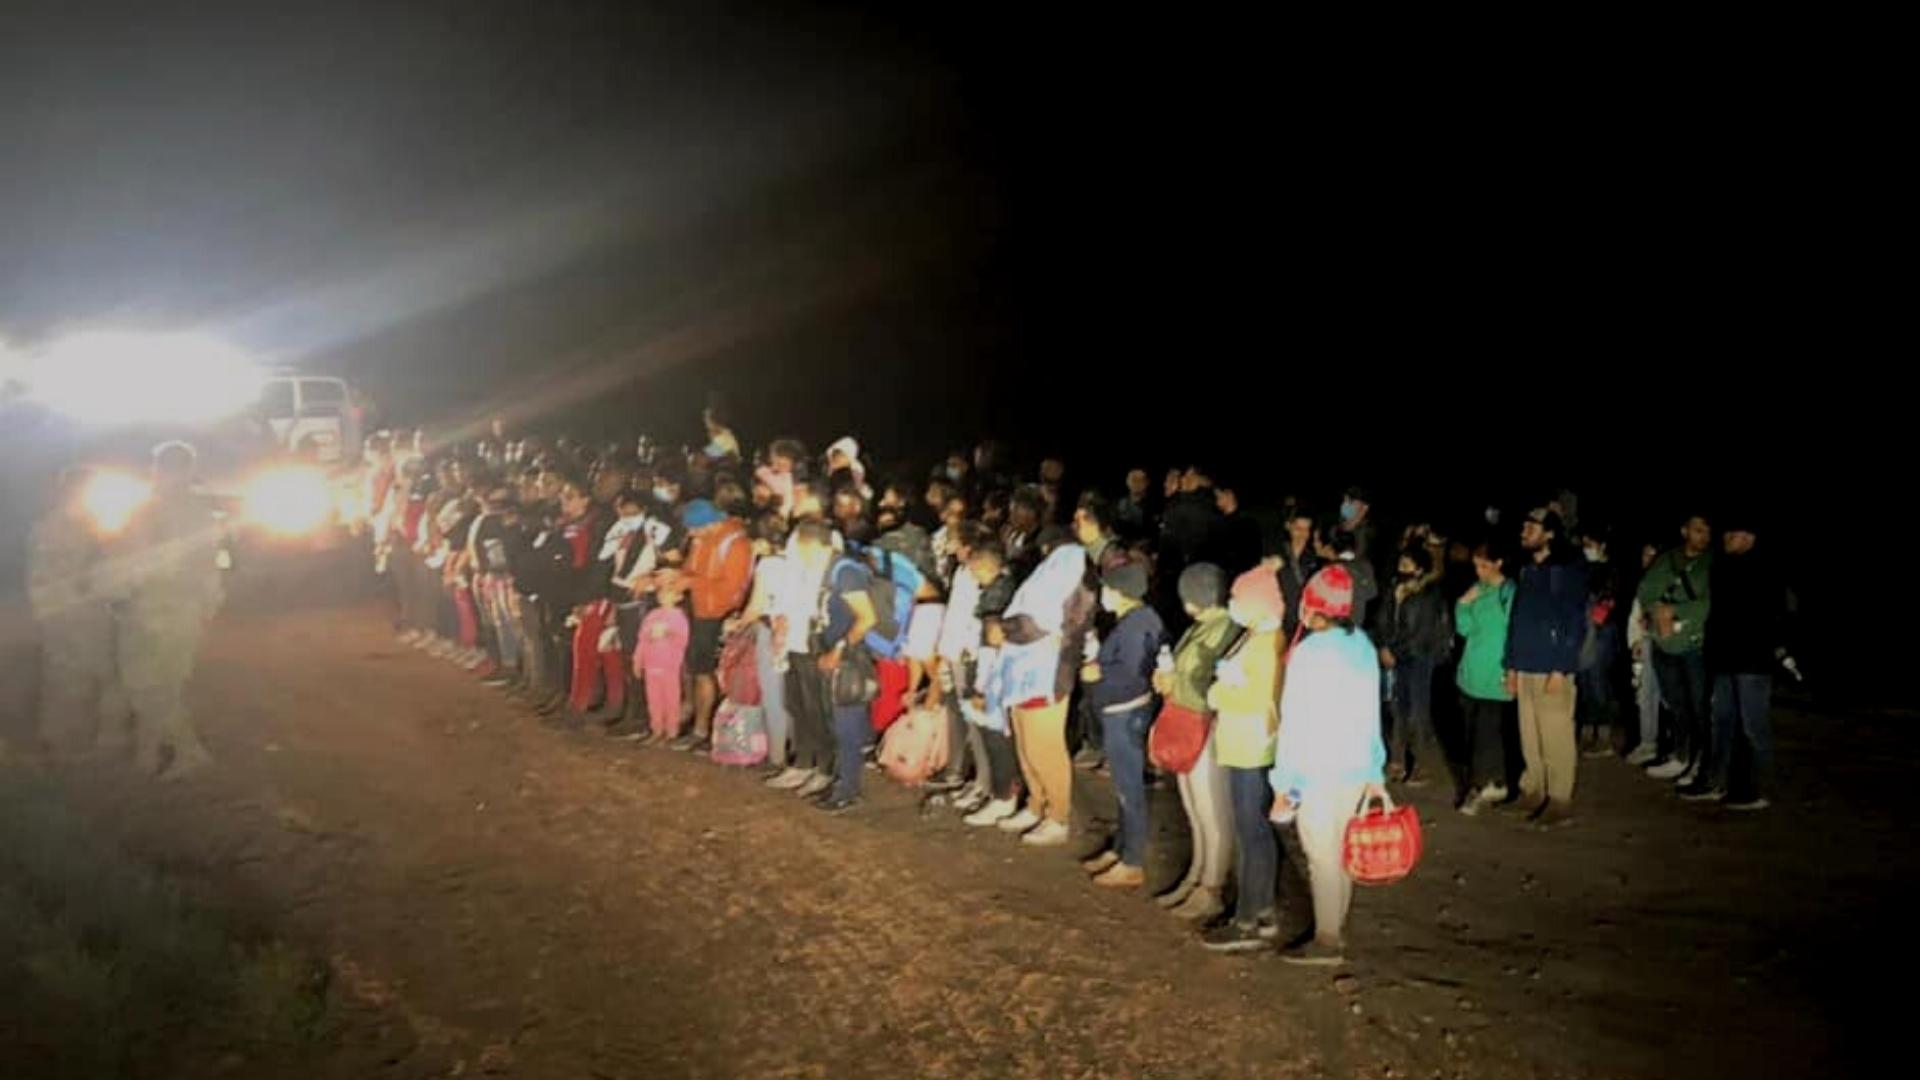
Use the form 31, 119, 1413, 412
878, 704, 950, 787
710, 701, 768, 767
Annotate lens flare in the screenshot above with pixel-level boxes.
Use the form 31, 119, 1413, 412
82, 469, 154, 534
244, 465, 334, 536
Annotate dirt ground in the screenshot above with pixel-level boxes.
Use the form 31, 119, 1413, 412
4, 593, 1912, 1079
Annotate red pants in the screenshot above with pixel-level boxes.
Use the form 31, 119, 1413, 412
453, 582, 480, 648
870, 655, 911, 733
570, 600, 626, 713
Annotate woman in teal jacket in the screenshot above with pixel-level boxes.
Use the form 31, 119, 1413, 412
1455, 544, 1515, 815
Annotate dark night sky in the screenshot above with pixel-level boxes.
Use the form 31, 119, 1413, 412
2, 3, 1910, 697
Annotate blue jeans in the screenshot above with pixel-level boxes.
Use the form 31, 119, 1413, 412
1100, 703, 1154, 867
1710, 674, 1773, 799
832, 703, 871, 801
1228, 767, 1278, 923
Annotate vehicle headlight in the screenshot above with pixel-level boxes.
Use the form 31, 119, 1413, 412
81, 469, 154, 535
244, 466, 334, 536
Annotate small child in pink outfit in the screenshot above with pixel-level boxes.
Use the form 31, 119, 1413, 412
635, 574, 691, 741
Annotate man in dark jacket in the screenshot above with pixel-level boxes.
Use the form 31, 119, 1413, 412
1378, 546, 1454, 786
1503, 508, 1589, 823
1698, 516, 1792, 809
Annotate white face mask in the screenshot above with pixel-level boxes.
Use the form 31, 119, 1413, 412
1584, 546, 1604, 563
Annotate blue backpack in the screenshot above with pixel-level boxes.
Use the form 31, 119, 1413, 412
837, 546, 922, 659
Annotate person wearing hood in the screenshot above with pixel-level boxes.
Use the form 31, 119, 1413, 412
1153, 563, 1242, 923
993, 537, 1091, 848
1202, 565, 1287, 954
1266, 565, 1387, 967
675, 498, 754, 752
1078, 562, 1166, 890
826, 436, 870, 500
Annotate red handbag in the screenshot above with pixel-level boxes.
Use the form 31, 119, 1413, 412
1342, 789, 1424, 885
1148, 702, 1212, 774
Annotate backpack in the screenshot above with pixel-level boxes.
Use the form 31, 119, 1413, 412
710, 701, 768, 767
718, 626, 762, 706
855, 547, 922, 659
878, 703, 950, 786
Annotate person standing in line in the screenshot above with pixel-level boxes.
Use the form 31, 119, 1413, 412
1455, 544, 1516, 815
994, 537, 1090, 847
1376, 546, 1453, 788
1267, 564, 1387, 967
1636, 514, 1714, 787
1077, 562, 1166, 890
1502, 508, 1588, 825
1153, 563, 1240, 923
1201, 565, 1287, 954
1694, 514, 1792, 809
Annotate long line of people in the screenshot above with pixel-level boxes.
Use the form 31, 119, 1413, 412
358, 418, 1797, 966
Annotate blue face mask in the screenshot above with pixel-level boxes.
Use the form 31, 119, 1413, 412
1339, 500, 1358, 523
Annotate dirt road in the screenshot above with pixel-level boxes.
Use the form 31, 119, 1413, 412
16, 600, 1913, 1078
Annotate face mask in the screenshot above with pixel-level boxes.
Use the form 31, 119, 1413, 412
1584, 547, 1604, 563
653, 487, 673, 504
1397, 571, 1419, 582
1485, 508, 1500, 525
619, 513, 644, 527
1340, 501, 1358, 522
946, 466, 964, 482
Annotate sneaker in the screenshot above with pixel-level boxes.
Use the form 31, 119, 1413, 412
1020, 819, 1070, 846
1092, 863, 1145, 889
1073, 748, 1105, 771
670, 734, 699, 752
964, 798, 1017, 827
1170, 886, 1225, 923
1081, 850, 1121, 875
766, 767, 812, 790
1280, 939, 1347, 967
1533, 801, 1575, 827
1155, 878, 1199, 910
1201, 920, 1272, 954
815, 795, 861, 815
1674, 763, 1701, 787
1724, 796, 1771, 812
1480, 782, 1510, 803
481, 673, 514, 688
1645, 758, 1688, 780
397, 629, 422, 646
795, 771, 833, 799
1624, 745, 1658, 766
997, 808, 1041, 833
1678, 782, 1726, 803
1458, 794, 1485, 817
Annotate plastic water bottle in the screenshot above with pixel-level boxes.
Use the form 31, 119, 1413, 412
1156, 645, 1174, 674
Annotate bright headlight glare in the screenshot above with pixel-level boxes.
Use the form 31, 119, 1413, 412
26, 331, 262, 425
244, 466, 334, 536
82, 470, 153, 534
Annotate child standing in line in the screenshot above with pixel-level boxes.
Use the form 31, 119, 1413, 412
636, 572, 692, 743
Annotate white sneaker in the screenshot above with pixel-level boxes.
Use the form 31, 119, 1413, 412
795, 771, 833, 799
1673, 763, 1700, 786
1725, 796, 1770, 812
997, 808, 1041, 833
1624, 745, 1658, 766
1480, 783, 1509, 803
765, 767, 811, 790
1645, 758, 1688, 780
397, 629, 422, 646
964, 798, 1017, 827
1021, 819, 1070, 846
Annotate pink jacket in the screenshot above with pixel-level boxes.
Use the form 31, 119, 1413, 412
634, 605, 690, 675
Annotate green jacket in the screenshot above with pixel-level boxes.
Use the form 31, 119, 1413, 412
1455, 580, 1515, 702
1636, 548, 1711, 655
1168, 608, 1239, 712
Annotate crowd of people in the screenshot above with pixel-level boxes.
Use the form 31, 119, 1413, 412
354, 404, 1798, 965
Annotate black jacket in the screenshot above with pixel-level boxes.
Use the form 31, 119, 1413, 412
1705, 549, 1793, 675
1377, 583, 1453, 662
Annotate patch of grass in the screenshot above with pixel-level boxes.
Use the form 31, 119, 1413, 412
0, 766, 336, 1079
